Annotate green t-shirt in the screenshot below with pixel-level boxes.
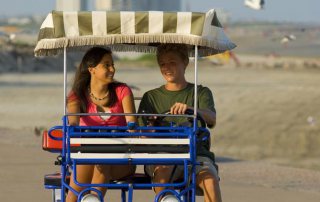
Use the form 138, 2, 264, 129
138, 83, 216, 162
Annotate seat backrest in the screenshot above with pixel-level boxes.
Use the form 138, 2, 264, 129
42, 129, 80, 152
67, 127, 193, 165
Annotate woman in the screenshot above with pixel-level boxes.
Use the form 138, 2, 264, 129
66, 47, 136, 202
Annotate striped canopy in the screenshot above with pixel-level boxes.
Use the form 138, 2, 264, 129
34, 9, 236, 57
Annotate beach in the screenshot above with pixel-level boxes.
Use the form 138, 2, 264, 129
1, 57, 320, 201
1, 142, 320, 202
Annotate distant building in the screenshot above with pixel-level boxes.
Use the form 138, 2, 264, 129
56, 0, 183, 12
95, 0, 132, 11
96, 0, 112, 11
95, 0, 182, 11
56, 0, 88, 11
132, 0, 182, 11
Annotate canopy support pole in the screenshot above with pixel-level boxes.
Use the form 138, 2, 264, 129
63, 47, 67, 115
193, 45, 198, 129
191, 44, 198, 202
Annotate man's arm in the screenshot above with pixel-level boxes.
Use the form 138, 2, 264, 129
197, 108, 216, 128
169, 102, 216, 128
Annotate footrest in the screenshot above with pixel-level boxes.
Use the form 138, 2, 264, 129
114, 173, 151, 184
44, 173, 150, 189
44, 173, 70, 188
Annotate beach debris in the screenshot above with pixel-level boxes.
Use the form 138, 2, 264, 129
34, 126, 47, 136
244, 0, 265, 10
205, 51, 241, 66
206, 51, 231, 66
307, 116, 316, 126
0, 31, 15, 43
281, 34, 296, 44
9, 33, 16, 41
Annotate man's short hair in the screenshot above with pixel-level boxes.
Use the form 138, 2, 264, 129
156, 43, 189, 66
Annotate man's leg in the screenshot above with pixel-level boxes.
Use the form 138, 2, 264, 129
90, 164, 136, 196
152, 165, 175, 194
196, 169, 222, 202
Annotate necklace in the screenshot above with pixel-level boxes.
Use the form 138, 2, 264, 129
88, 88, 109, 101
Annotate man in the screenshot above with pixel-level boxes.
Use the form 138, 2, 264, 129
138, 44, 222, 202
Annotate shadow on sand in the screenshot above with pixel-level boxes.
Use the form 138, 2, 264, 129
216, 156, 241, 163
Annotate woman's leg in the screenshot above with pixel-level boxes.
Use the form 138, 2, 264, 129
89, 165, 136, 197
110, 165, 136, 180
90, 165, 112, 196
66, 165, 95, 202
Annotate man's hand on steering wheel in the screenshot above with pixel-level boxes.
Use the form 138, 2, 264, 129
142, 103, 207, 128
168, 103, 206, 128
170, 102, 190, 115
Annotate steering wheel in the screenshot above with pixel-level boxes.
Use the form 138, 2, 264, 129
142, 109, 210, 145
150, 108, 206, 128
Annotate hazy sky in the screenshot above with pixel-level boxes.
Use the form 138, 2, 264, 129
1, 0, 319, 23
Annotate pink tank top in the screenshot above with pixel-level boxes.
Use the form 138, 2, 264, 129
68, 84, 132, 127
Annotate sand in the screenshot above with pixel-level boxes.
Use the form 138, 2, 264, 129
1, 58, 320, 201
1, 138, 320, 202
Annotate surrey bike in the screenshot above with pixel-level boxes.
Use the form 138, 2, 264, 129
35, 9, 235, 202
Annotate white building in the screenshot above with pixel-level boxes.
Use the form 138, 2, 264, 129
95, 0, 113, 11
95, 0, 182, 11
56, 0, 88, 11
132, 0, 182, 11
95, 0, 132, 11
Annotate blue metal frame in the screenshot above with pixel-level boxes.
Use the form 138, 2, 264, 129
44, 113, 204, 202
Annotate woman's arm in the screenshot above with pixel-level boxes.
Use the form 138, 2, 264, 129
122, 93, 137, 124
67, 100, 80, 126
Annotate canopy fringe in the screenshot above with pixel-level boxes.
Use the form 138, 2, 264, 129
35, 34, 236, 57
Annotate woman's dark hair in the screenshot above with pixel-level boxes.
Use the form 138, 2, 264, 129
70, 47, 120, 113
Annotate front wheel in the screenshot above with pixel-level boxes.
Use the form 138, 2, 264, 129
80, 194, 101, 202
160, 195, 180, 202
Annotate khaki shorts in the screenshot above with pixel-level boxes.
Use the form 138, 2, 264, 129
144, 156, 219, 195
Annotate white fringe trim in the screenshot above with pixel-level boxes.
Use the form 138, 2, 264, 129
34, 34, 236, 57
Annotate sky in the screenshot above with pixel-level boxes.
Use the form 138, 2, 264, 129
0, 0, 319, 24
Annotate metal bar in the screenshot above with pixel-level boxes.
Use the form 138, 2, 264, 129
121, 189, 127, 202
70, 138, 190, 145
71, 131, 188, 137
128, 184, 133, 202
61, 116, 68, 202
63, 47, 67, 115
70, 153, 190, 159
65, 112, 195, 118
193, 45, 198, 132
